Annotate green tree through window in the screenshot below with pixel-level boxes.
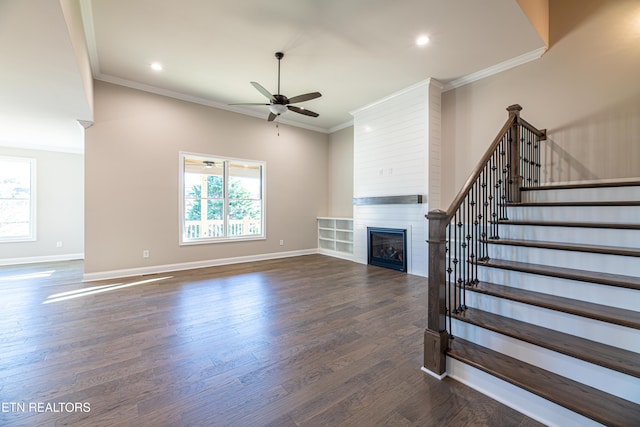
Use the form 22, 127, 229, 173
181, 154, 264, 243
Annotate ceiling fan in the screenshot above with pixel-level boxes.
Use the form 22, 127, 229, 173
230, 52, 321, 122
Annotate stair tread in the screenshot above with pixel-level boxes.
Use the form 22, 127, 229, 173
451, 307, 640, 378
497, 219, 640, 230
475, 258, 640, 291
447, 337, 640, 427
506, 200, 640, 207
484, 237, 640, 257
521, 181, 640, 191
469, 280, 640, 329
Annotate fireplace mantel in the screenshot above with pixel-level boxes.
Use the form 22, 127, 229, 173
352, 195, 423, 205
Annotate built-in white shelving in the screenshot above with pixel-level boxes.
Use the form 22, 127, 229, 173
317, 217, 354, 260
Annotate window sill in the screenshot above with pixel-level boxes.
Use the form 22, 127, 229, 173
180, 235, 266, 246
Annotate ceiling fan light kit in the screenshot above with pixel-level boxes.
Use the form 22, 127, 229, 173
229, 51, 321, 122
269, 104, 288, 115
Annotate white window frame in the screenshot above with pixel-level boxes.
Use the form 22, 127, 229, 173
179, 151, 266, 245
0, 156, 36, 242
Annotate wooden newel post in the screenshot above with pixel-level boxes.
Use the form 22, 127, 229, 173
424, 209, 449, 376
507, 104, 522, 203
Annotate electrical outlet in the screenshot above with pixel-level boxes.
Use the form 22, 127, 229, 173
56, 241, 63, 248
279, 240, 284, 246
143, 250, 150, 258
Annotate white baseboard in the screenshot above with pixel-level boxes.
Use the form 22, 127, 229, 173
317, 248, 355, 262
82, 249, 319, 282
420, 366, 448, 380
0, 253, 84, 266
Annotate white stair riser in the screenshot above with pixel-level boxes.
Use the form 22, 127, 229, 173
505, 205, 638, 223
464, 291, 640, 353
497, 224, 640, 249
486, 245, 640, 276
523, 186, 640, 203
446, 357, 603, 427
477, 267, 640, 312
451, 319, 640, 404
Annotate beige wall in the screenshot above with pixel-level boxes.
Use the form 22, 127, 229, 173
0, 146, 84, 263
327, 126, 354, 218
85, 81, 328, 274
441, 0, 640, 209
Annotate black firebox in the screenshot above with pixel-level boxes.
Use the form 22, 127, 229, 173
367, 227, 407, 272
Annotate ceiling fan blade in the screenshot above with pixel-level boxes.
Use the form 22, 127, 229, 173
229, 103, 270, 106
268, 112, 278, 122
288, 92, 322, 104
251, 82, 276, 102
287, 105, 319, 117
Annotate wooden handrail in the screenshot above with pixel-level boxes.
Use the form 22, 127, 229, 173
519, 117, 547, 139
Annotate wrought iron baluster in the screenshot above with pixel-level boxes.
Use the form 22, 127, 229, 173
490, 152, 498, 239
535, 133, 541, 185
499, 136, 508, 221
473, 179, 480, 284
481, 167, 489, 261
458, 206, 466, 311
447, 221, 453, 335
453, 210, 459, 314
528, 127, 534, 187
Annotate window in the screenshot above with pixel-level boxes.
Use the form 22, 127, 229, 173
0, 157, 36, 242
180, 152, 265, 244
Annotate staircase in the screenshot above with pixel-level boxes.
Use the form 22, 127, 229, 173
448, 181, 640, 427
422, 105, 640, 427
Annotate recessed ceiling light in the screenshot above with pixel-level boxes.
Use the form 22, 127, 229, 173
150, 62, 163, 71
416, 35, 430, 46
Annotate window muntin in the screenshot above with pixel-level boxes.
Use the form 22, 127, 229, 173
0, 157, 36, 242
180, 153, 264, 244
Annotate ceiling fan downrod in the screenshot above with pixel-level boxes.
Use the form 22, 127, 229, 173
275, 51, 284, 95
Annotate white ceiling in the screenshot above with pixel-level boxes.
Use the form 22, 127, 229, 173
0, 0, 92, 153
0, 0, 545, 152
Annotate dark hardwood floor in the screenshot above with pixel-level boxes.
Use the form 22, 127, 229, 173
0, 255, 543, 426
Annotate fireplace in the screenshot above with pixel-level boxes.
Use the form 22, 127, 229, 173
367, 227, 407, 272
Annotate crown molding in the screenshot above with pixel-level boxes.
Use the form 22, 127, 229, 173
328, 119, 354, 134
444, 46, 547, 91
350, 78, 443, 116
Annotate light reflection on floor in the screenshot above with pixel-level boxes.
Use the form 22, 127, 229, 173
3, 270, 55, 281
43, 276, 173, 304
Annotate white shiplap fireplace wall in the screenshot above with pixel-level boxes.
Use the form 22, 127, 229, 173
351, 79, 442, 277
